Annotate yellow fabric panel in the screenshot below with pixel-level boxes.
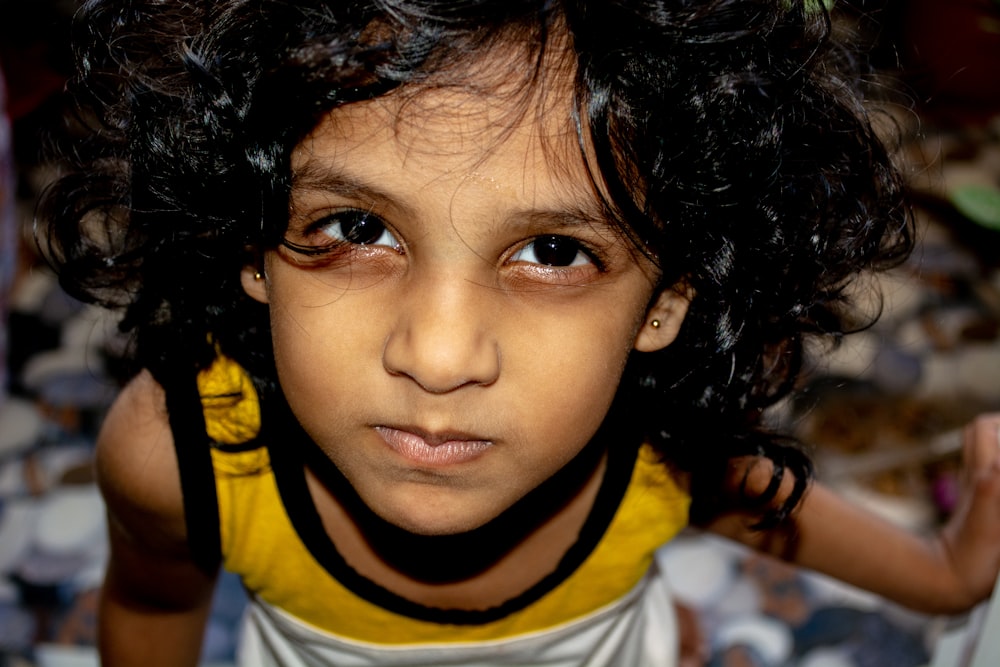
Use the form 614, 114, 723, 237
197, 356, 261, 445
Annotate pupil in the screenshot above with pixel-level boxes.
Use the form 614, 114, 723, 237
344, 214, 383, 244
535, 236, 578, 266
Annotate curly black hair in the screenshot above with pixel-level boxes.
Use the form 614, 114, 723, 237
40, 0, 912, 528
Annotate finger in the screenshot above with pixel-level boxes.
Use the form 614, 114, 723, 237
954, 422, 1000, 546
959, 453, 1000, 553
963, 414, 1000, 476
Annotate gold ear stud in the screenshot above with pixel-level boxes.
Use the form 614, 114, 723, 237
254, 271, 264, 281
650, 319, 661, 329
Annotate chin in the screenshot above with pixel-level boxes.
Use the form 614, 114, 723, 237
383, 507, 494, 537
387, 494, 504, 536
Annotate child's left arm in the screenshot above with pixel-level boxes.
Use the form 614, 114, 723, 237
708, 414, 1000, 614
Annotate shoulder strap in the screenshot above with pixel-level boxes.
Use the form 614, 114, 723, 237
156, 364, 223, 574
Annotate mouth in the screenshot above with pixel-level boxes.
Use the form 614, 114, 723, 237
375, 426, 493, 467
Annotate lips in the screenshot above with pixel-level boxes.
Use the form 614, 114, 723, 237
375, 426, 493, 466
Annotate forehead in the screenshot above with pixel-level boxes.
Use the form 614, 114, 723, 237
290, 49, 597, 207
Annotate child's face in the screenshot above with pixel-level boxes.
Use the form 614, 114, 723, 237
243, 71, 688, 536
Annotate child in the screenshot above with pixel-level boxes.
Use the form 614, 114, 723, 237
40, 0, 1000, 665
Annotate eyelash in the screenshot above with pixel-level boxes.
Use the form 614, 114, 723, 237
509, 235, 605, 271
282, 210, 400, 257
283, 209, 607, 273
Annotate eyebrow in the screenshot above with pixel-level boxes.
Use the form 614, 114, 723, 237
290, 161, 614, 234
291, 162, 417, 216
517, 208, 614, 234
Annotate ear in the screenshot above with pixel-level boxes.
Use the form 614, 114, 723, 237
240, 264, 269, 304
633, 285, 690, 352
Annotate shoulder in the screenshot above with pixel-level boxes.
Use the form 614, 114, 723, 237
95, 370, 190, 555
702, 454, 809, 544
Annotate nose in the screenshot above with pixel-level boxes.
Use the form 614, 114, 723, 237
382, 275, 501, 393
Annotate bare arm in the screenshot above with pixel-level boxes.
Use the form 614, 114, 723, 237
95, 370, 219, 666
708, 414, 1000, 614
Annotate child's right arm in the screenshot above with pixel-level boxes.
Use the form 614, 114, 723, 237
709, 415, 1000, 614
95, 371, 220, 667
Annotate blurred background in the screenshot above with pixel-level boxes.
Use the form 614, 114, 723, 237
1, 1, 999, 666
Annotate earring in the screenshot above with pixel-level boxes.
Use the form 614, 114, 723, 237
254, 271, 264, 281
650, 319, 661, 329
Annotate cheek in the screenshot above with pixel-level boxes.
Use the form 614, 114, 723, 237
509, 319, 638, 447
265, 291, 371, 400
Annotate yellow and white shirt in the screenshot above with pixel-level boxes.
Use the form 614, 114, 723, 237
173, 357, 691, 666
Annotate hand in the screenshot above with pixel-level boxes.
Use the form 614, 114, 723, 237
937, 414, 1000, 609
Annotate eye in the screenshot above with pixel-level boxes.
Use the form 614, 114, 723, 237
510, 235, 594, 267
317, 210, 399, 249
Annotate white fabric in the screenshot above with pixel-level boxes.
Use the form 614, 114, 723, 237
235, 557, 678, 667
